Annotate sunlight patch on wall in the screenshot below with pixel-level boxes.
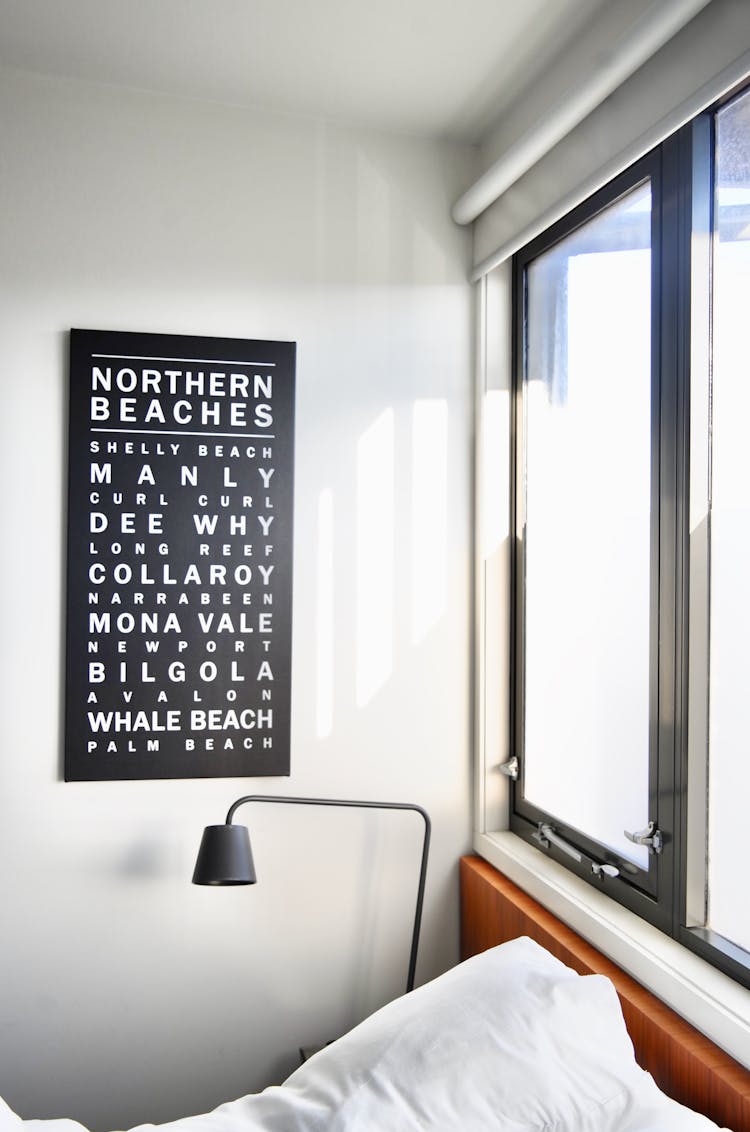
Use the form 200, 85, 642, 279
316, 487, 335, 739
356, 410, 394, 707
411, 399, 448, 645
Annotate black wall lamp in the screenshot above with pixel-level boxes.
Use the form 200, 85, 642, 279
193, 795, 431, 994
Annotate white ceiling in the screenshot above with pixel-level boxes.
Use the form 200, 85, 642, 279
0, 0, 632, 141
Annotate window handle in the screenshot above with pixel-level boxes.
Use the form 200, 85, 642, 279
534, 823, 621, 880
533, 822, 582, 862
624, 821, 663, 854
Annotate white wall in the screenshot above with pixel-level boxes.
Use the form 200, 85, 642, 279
0, 68, 475, 1129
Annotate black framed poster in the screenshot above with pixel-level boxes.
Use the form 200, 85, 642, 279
64, 328, 295, 780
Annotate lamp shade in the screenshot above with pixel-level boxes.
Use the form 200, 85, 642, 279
192, 823, 256, 885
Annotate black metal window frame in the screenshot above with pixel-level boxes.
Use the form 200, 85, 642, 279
508, 97, 750, 990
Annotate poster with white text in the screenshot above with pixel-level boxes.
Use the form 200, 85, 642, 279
64, 328, 295, 780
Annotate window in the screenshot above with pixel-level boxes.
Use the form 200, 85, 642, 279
509, 84, 750, 988
689, 86, 750, 967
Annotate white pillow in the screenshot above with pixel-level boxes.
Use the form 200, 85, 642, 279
7, 937, 727, 1132
269, 934, 724, 1132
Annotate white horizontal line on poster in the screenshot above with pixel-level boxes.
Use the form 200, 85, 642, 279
90, 428, 276, 439
92, 354, 276, 367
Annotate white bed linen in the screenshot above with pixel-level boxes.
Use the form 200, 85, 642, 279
5, 937, 727, 1132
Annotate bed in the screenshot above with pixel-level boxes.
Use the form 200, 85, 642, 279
460, 854, 750, 1132
6, 856, 750, 1130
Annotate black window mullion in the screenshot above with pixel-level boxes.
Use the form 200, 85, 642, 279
654, 129, 691, 937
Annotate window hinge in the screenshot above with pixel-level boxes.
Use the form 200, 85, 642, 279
624, 821, 663, 854
498, 756, 519, 780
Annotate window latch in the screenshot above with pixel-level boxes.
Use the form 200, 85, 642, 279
498, 756, 519, 780
592, 862, 620, 880
624, 821, 663, 854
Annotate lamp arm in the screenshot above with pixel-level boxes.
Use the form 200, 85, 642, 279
224, 795, 431, 994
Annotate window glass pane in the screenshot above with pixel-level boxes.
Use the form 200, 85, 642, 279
522, 183, 652, 869
707, 90, 750, 954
